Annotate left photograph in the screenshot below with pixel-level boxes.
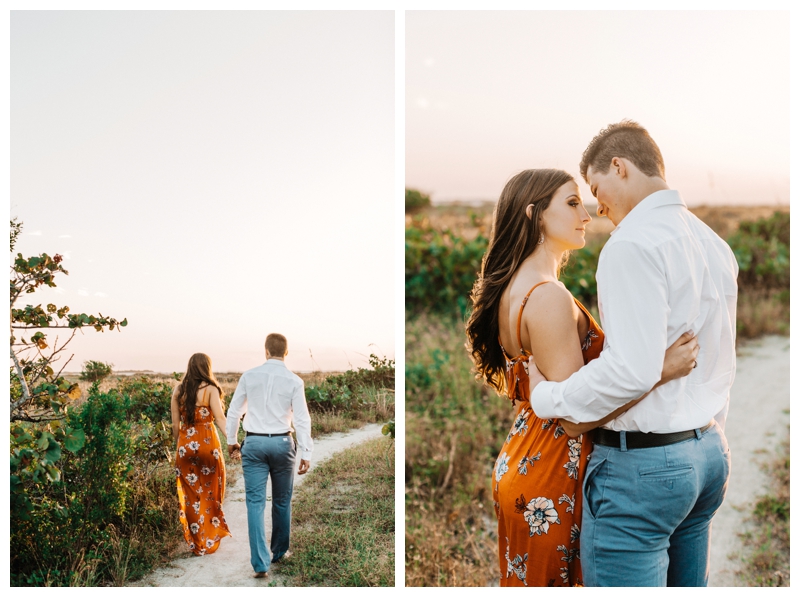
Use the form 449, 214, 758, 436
10, 11, 395, 587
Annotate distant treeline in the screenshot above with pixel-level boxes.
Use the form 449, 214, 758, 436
405, 210, 789, 336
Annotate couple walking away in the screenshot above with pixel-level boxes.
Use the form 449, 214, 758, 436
170, 332, 313, 580
467, 120, 737, 587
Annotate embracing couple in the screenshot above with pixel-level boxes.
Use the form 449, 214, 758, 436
170, 332, 313, 580
466, 121, 738, 587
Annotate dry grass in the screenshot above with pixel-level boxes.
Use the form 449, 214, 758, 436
735, 288, 790, 340
282, 436, 395, 586
405, 314, 512, 586
738, 432, 790, 586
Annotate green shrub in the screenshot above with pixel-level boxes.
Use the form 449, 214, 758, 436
116, 375, 174, 422
405, 220, 488, 316
304, 354, 394, 414
80, 360, 114, 382
10, 380, 175, 586
728, 211, 790, 291
406, 188, 431, 213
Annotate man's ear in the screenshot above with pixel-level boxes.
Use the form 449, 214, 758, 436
611, 157, 627, 179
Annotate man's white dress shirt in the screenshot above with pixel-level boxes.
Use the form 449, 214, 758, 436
226, 359, 314, 459
530, 190, 738, 433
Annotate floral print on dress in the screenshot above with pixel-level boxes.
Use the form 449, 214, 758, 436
515, 494, 561, 536
176, 399, 231, 556
558, 493, 575, 514
541, 418, 566, 439
494, 289, 603, 587
517, 451, 541, 475
505, 538, 528, 586
582, 329, 599, 352
495, 452, 510, 483
570, 524, 580, 544
506, 408, 531, 443
563, 438, 581, 480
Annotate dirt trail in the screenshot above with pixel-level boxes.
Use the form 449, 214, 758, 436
131, 423, 385, 587
708, 335, 790, 586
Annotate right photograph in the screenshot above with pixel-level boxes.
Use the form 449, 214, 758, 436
404, 11, 789, 588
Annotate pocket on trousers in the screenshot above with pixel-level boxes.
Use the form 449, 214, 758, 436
638, 462, 694, 486
583, 456, 608, 520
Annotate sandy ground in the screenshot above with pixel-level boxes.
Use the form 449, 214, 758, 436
130, 423, 384, 587
708, 335, 790, 586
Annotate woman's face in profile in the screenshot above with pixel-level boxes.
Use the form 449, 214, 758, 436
538, 181, 592, 251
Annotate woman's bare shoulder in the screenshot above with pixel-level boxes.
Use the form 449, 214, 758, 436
522, 281, 580, 331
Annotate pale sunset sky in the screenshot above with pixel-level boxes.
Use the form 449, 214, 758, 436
10, 11, 395, 373
406, 10, 790, 207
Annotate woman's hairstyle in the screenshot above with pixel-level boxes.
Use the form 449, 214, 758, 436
465, 168, 575, 394
579, 119, 665, 181
177, 353, 224, 425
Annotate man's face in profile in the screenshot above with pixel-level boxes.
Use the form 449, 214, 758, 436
587, 165, 624, 226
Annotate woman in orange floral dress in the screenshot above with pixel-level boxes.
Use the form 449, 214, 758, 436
171, 353, 232, 556
466, 169, 699, 586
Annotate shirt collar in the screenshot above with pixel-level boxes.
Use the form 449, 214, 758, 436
264, 359, 287, 368
609, 189, 685, 235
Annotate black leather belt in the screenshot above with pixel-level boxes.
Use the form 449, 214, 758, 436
245, 431, 290, 437
594, 421, 714, 450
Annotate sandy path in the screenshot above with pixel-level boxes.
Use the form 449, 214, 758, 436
708, 335, 790, 586
131, 423, 385, 587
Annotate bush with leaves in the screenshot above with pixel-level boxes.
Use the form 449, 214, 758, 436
11, 378, 175, 586
406, 188, 431, 213
304, 353, 395, 414
727, 211, 789, 291
405, 219, 489, 316
9, 218, 128, 523
80, 360, 114, 383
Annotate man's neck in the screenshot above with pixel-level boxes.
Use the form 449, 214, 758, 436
619, 177, 670, 222
266, 356, 285, 362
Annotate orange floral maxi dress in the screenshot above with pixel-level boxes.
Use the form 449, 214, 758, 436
492, 281, 604, 587
175, 389, 232, 555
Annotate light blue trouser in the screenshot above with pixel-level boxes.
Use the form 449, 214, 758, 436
581, 422, 731, 586
241, 434, 296, 573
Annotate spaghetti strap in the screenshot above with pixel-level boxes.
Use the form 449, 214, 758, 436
515, 280, 552, 352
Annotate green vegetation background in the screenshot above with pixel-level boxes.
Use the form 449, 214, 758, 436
404, 206, 789, 586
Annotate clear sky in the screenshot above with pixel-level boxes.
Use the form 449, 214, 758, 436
406, 10, 790, 206
11, 11, 394, 373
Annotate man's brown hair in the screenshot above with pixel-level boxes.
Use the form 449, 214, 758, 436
579, 120, 665, 182
265, 333, 288, 357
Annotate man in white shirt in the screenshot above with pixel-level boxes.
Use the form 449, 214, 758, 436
226, 333, 313, 579
529, 121, 738, 586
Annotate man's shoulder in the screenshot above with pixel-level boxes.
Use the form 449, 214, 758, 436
275, 365, 304, 386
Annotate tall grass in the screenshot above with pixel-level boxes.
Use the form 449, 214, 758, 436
738, 432, 790, 586
405, 314, 512, 586
282, 436, 395, 586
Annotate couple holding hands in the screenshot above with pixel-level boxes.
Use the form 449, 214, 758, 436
169, 333, 313, 580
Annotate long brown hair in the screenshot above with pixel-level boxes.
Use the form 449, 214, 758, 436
465, 168, 575, 395
177, 353, 224, 425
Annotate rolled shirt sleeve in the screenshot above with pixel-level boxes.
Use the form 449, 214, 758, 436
226, 375, 248, 445
292, 381, 314, 460
530, 239, 669, 423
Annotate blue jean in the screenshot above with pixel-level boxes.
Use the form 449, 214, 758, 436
241, 434, 296, 573
581, 422, 731, 586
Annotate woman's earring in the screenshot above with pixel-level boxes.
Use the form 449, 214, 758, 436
538, 233, 544, 245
